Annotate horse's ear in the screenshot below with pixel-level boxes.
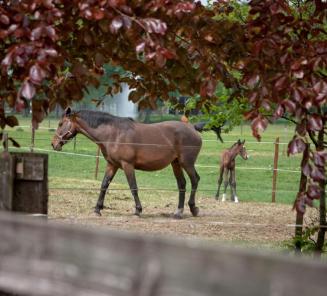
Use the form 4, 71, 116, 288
237, 139, 241, 144
242, 139, 245, 144
64, 107, 72, 116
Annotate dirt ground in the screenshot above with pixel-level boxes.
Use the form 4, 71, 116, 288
49, 191, 318, 250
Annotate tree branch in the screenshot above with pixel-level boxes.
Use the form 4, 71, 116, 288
308, 130, 319, 147
281, 115, 298, 125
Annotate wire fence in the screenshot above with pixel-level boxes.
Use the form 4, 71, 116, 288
6, 128, 306, 206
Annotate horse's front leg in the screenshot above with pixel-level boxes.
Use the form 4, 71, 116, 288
122, 162, 142, 216
215, 165, 224, 200
183, 165, 200, 217
95, 164, 118, 216
171, 160, 186, 219
230, 168, 238, 203
222, 169, 229, 202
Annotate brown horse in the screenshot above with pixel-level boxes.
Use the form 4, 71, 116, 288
215, 139, 248, 202
51, 108, 202, 218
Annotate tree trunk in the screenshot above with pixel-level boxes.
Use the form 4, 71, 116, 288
294, 144, 309, 253
315, 129, 326, 254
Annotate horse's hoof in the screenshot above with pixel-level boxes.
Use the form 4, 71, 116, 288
173, 214, 183, 219
215, 195, 219, 201
173, 209, 183, 219
94, 210, 102, 217
191, 206, 199, 217
134, 208, 142, 216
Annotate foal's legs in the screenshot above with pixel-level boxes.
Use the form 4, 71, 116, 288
95, 164, 118, 216
122, 162, 142, 216
183, 164, 200, 217
229, 168, 238, 203
171, 160, 186, 219
215, 165, 224, 200
222, 169, 229, 202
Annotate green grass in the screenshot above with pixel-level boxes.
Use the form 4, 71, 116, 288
5, 115, 301, 205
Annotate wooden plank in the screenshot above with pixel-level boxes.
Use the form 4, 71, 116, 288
11, 152, 48, 214
0, 152, 14, 211
0, 212, 326, 296
15, 155, 44, 181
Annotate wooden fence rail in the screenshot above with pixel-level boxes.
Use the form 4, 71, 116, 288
0, 212, 326, 296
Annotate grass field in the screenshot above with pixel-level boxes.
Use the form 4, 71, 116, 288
6, 115, 302, 205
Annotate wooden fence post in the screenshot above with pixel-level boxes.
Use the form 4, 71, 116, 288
3, 132, 8, 152
271, 137, 279, 203
294, 143, 309, 253
94, 146, 100, 180
73, 137, 77, 152
31, 127, 35, 152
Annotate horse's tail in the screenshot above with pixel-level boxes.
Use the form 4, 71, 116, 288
193, 122, 224, 143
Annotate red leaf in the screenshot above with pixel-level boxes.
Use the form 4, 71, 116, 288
93, 8, 105, 20
155, 53, 166, 68
0, 14, 10, 25
29, 64, 47, 85
295, 194, 306, 214
141, 18, 167, 35
246, 74, 260, 88
287, 137, 306, 155
15, 98, 25, 112
94, 53, 105, 67
292, 70, 304, 79
174, 3, 195, 14
110, 16, 123, 34
251, 115, 268, 140
295, 120, 306, 136
21, 80, 36, 100
307, 184, 321, 200
272, 104, 284, 119
307, 114, 323, 131
313, 151, 326, 167
31, 26, 43, 40
261, 99, 271, 111
1, 51, 13, 69
136, 42, 145, 53
45, 26, 57, 41
311, 167, 325, 182
274, 76, 288, 91
160, 48, 175, 59
108, 0, 126, 8
293, 88, 302, 103
302, 161, 311, 177
281, 99, 296, 113
5, 116, 19, 127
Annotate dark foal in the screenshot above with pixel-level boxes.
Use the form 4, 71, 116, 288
52, 108, 202, 219
215, 139, 248, 202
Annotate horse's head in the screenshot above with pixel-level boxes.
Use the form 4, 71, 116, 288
51, 107, 78, 151
238, 139, 248, 160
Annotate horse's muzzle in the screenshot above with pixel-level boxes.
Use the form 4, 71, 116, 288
51, 142, 62, 151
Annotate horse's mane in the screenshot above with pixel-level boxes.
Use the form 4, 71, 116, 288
72, 109, 135, 129
229, 141, 240, 150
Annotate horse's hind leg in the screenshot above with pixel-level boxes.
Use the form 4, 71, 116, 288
122, 162, 142, 216
222, 169, 229, 202
230, 168, 238, 203
183, 164, 200, 217
215, 165, 224, 200
171, 160, 187, 219
95, 164, 118, 216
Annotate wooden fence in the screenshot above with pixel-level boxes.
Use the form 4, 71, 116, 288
0, 212, 326, 296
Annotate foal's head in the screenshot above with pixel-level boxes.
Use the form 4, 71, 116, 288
237, 139, 248, 160
51, 107, 78, 151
